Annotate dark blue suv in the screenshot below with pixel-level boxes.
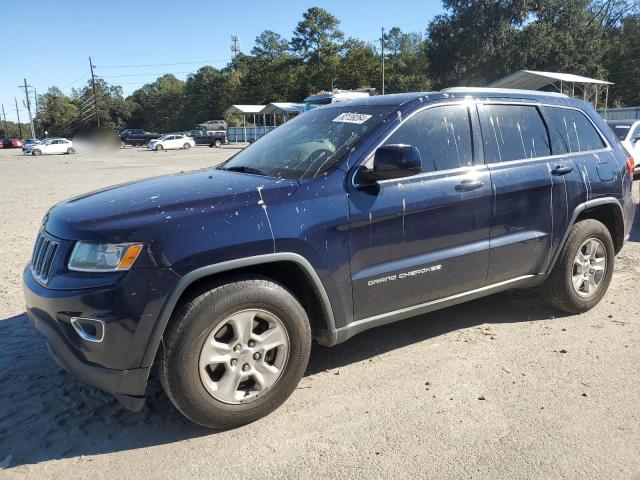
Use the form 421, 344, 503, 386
24, 88, 635, 428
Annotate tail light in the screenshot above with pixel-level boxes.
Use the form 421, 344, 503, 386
626, 156, 635, 175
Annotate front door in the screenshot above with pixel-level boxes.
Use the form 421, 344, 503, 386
349, 103, 492, 320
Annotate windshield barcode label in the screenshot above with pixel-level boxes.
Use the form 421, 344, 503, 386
333, 113, 372, 124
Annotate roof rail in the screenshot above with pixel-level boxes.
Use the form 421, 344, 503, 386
441, 87, 569, 98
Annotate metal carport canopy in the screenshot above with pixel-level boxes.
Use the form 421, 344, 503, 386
488, 70, 613, 89
260, 103, 305, 115
223, 105, 266, 115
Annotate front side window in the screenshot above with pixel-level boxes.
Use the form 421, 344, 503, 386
382, 104, 473, 173
546, 107, 606, 154
478, 104, 551, 163
221, 105, 394, 179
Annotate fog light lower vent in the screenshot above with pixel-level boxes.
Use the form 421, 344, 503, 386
71, 317, 105, 343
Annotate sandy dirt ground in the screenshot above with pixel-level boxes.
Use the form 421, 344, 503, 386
0, 146, 639, 479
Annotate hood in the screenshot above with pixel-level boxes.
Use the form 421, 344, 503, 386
44, 168, 299, 242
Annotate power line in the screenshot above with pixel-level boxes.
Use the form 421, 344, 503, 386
96, 58, 230, 68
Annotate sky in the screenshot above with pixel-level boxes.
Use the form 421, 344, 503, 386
0, 0, 444, 124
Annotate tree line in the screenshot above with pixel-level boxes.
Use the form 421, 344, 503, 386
14, 0, 640, 139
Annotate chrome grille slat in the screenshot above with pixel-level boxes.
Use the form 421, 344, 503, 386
30, 232, 59, 284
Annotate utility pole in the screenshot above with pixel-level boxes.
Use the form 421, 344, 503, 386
1, 104, 7, 137
381, 27, 385, 95
33, 88, 38, 137
89, 57, 100, 128
19, 78, 36, 139
231, 35, 241, 70
14, 98, 22, 139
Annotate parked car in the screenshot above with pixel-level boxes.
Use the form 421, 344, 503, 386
119, 129, 161, 147
607, 120, 640, 177
147, 134, 195, 151
196, 120, 227, 132
22, 139, 43, 154
185, 129, 227, 148
24, 88, 635, 429
2, 138, 23, 148
30, 138, 75, 155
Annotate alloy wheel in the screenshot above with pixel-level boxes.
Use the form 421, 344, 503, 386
572, 238, 607, 298
198, 309, 289, 404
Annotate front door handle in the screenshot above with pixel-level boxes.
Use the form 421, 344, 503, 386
551, 165, 573, 175
456, 179, 484, 191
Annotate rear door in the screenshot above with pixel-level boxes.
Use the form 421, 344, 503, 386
349, 102, 492, 320
477, 102, 568, 283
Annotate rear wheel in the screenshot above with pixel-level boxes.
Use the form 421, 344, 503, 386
214, 139, 222, 148
67, 147, 75, 154
160, 278, 311, 429
539, 219, 614, 313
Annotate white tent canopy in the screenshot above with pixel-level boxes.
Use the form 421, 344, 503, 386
488, 70, 613, 90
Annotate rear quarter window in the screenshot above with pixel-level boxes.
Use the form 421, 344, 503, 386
545, 107, 606, 154
478, 104, 551, 163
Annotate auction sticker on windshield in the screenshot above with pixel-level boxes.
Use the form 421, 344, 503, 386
333, 113, 372, 124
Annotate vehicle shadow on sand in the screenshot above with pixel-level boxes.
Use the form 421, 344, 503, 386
0, 289, 564, 468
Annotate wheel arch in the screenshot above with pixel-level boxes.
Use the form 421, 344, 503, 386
547, 197, 625, 274
140, 253, 337, 367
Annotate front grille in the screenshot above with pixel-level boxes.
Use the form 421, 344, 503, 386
31, 232, 59, 284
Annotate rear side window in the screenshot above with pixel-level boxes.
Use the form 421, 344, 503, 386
383, 104, 473, 173
478, 104, 551, 163
545, 107, 606, 154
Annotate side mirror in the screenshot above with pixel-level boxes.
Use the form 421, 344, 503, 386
357, 144, 422, 185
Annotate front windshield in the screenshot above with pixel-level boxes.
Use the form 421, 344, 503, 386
220, 105, 394, 179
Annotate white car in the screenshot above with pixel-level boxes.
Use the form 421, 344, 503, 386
607, 120, 640, 174
30, 138, 75, 156
147, 134, 195, 151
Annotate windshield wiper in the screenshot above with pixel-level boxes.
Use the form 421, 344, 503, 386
220, 165, 268, 176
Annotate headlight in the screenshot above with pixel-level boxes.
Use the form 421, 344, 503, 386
68, 242, 143, 272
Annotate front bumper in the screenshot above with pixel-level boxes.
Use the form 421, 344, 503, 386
23, 265, 180, 410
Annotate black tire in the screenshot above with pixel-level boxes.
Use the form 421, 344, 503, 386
67, 147, 75, 154
214, 139, 222, 148
155, 144, 163, 151
539, 219, 615, 313
32, 149, 41, 156
159, 278, 311, 429
183, 143, 191, 150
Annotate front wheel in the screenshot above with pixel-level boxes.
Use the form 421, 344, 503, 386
539, 219, 614, 313
155, 144, 163, 151
160, 278, 311, 429
214, 139, 222, 148
183, 143, 191, 150
67, 147, 75, 154
32, 149, 42, 156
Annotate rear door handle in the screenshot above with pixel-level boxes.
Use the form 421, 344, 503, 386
551, 165, 573, 175
456, 179, 484, 191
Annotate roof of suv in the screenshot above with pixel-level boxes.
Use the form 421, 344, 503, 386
326, 87, 574, 109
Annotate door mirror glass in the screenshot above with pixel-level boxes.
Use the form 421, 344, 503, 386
358, 144, 422, 184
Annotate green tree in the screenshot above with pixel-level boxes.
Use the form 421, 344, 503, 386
128, 75, 186, 131
291, 7, 344, 90
251, 30, 290, 58
37, 86, 80, 137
